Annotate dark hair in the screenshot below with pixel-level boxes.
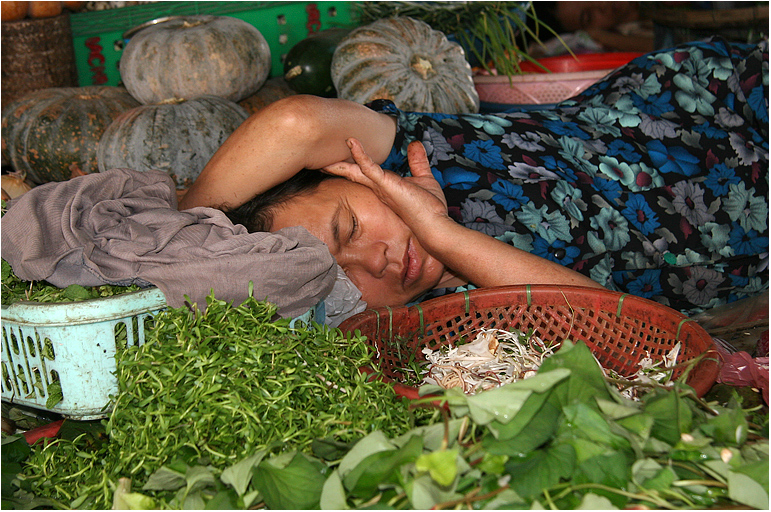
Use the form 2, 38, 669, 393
223, 169, 338, 232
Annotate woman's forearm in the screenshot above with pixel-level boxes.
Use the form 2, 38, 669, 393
421, 218, 605, 290
179, 96, 397, 210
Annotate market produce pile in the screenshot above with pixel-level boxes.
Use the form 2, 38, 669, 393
1, 5, 769, 509
2, 276, 769, 509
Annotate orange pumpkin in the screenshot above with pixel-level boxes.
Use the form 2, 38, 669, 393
1, 1, 29, 21
27, 1, 62, 18
1, 1, 83, 21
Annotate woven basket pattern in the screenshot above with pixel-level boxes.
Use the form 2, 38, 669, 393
1, 14, 78, 105
339, 285, 721, 397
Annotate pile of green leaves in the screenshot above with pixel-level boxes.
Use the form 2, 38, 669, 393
4, 293, 434, 509
2, 259, 140, 305
109, 341, 769, 510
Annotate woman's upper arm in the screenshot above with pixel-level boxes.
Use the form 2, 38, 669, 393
178, 95, 397, 210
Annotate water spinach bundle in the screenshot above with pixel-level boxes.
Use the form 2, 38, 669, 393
5, 293, 434, 509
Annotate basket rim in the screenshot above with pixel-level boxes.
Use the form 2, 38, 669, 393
341, 284, 700, 330
1, 286, 166, 326
474, 69, 611, 85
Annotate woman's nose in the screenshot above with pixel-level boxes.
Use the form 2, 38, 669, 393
342, 241, 389, 277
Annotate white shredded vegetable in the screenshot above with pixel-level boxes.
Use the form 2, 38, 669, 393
419, 329, 680, 400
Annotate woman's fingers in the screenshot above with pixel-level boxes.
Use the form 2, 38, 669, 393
346, 138, 389, 183
406, 141, 432, 178
322, 138, 384, 186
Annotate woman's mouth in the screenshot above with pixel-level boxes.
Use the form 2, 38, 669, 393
403, 238, 422, 288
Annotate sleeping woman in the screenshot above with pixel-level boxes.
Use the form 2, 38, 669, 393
179, 38, 769, 315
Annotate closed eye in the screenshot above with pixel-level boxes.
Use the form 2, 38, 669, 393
349, 214, 358, 242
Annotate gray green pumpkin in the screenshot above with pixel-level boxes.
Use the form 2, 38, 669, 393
119, 15, 271, 105
331, 17, 479, 114
97, 95, 248, 190
1, 86, 140, 184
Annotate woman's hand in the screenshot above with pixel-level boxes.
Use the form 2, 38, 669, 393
323, 138, 454, 243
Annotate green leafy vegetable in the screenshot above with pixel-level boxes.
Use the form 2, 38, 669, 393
3, 292, 767, 510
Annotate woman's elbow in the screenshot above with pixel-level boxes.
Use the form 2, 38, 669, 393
244, 94, 330, 143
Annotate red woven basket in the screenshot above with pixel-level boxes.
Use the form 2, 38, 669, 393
338, 285, 723, 398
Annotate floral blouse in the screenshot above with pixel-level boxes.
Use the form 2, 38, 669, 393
370, 37, 768, 315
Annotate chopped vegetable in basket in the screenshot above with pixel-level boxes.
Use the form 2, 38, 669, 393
420, 328, 681, 400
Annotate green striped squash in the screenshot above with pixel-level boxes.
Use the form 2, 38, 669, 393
1, 86, 139, 184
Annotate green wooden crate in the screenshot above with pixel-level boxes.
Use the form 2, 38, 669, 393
69, 1, 359, 87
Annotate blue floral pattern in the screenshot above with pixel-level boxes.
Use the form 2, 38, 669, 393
370, 38, 768, 314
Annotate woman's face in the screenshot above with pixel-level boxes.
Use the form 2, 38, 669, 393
270, 178, 448, 307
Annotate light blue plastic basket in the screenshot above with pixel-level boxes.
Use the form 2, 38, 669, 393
1, 287, 325, 420
1, 287, 167, 420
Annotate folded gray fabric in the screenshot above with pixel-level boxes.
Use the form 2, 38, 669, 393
2, 168, 337, 318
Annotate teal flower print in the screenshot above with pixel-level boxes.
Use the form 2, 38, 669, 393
589, 255, 616, 288
551, 180, 585, 221
460, 114, 513, 136
515, 202, 572, 244
558, 136, 596, 174
589, 208, 631, 252
576, 107, 622, 137
497, 230, 534, 253
610, 96, 642, 127
598, 155, 638, 187
699, 222, 734, 258
674, 73, 716, 116
723, 182, 768, 233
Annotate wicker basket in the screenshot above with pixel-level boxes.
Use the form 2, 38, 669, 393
1, 13, 79, 105
338, 285, 723, 398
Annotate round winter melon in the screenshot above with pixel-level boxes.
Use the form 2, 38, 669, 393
119, 15, 271, 104
331, 17, 479, 114
97, 95, 248, 189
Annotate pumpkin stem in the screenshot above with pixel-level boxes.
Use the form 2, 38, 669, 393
159, 97, 187, 105
409, 54, 436, 81
181, 20, 205, 29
